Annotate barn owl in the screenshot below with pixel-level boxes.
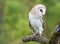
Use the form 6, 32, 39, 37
29, 4, 46, 36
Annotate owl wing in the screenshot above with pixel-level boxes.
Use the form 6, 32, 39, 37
29, 20, 36, 33
42, 17, 44, 28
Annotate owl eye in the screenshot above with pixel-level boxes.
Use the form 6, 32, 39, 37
40, 9, 43, 12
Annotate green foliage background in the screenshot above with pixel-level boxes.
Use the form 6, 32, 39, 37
0, 0, 60, 44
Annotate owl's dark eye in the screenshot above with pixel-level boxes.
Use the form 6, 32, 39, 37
40, 9, 43, 12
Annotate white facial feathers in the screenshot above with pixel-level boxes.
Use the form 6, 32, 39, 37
29, 4, 46, 17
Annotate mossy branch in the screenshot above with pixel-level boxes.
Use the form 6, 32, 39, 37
23, 22, 60, 44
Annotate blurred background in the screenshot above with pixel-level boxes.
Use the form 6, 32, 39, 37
0, 0, 60, 44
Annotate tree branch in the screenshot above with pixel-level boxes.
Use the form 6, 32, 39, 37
49, 30, 60, 44
23, 22, 60, 44
23, 35, 49, 44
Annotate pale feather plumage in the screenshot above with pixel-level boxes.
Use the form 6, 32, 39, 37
29, 4, 46, 36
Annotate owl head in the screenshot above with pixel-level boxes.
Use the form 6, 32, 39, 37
30, 4, 46, 17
